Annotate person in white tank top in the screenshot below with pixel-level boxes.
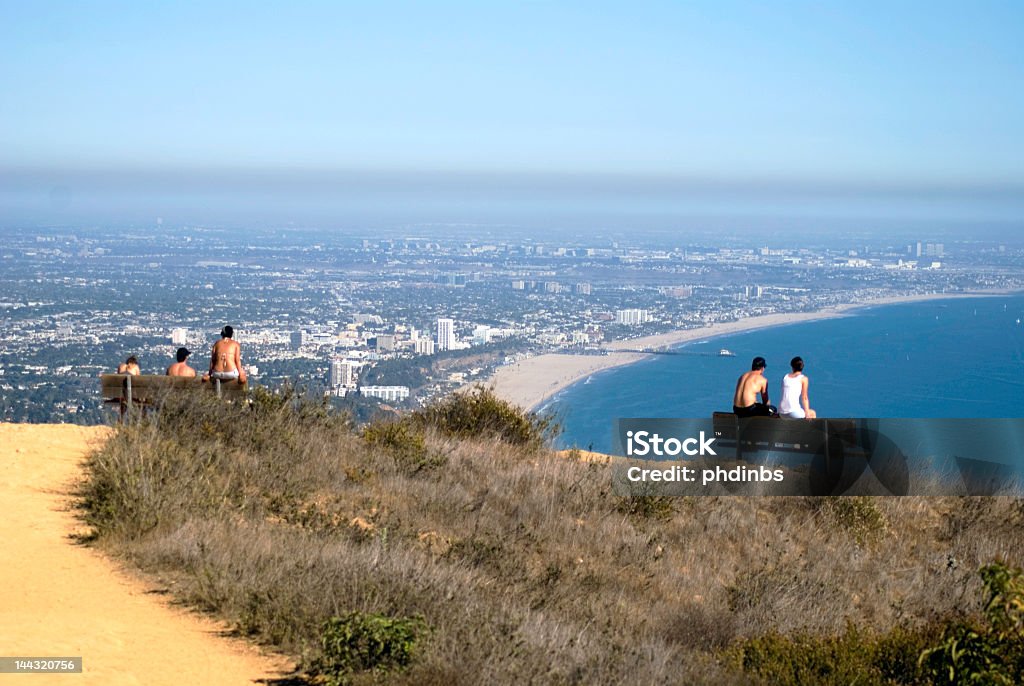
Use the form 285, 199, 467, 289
779, 356, 816, 419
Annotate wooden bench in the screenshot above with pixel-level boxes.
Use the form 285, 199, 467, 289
100, 374, 248, 421
711, 411, 865, 462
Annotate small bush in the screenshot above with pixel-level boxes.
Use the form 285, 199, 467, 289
821, 496, 888, 544
313, 611, 427, 685
615, 494, 676, 520
362, 419, 447, 474
919, 562, 1024, 684
412, 385, 556, 448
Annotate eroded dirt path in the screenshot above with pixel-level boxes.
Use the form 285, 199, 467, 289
0, 424, 294, 685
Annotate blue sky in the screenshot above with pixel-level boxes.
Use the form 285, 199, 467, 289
2, 1, 1023, 225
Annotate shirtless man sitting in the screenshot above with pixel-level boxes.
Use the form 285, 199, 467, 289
167, 347, 197, 377
203, 326, 247, 385
732, 356, 776, 417
117, 355, 141, 375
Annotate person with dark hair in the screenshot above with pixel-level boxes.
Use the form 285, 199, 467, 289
203, 325, 247, 384
167, 347, 196, 377
117, 355, 140, 375
732, 356, 776, 417
779, 356, 816, 419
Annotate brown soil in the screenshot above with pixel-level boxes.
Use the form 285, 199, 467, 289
0, 424, 294, 685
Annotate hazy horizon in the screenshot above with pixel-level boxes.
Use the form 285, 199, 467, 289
3, 1, 1023, 229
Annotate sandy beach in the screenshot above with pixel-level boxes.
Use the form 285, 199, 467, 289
489, 291, 1008, 411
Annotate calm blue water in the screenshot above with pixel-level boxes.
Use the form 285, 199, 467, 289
551, 295, 1024, 452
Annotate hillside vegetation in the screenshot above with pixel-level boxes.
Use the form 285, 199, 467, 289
79, 388, 1024, 684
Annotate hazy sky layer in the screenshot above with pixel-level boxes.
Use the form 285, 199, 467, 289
2, 1, 1023, 225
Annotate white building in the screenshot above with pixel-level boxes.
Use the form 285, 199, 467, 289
171, 327, 188, 345
360, 385, 410, 402
436, 317, 455, 351
329, 359, 356, 388
615, 309, 651, 326
414, 338, 435, 355
471, 325, 493, 346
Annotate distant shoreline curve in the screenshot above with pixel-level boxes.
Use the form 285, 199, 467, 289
487, 290, 1017, 412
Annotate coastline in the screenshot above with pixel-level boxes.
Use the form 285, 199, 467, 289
488, 291, 1009, 411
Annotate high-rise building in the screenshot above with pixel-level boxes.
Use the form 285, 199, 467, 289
436, 318, 455, 351
574, 283, 592, 295
374, 334, 396, 352
290, 331, 306, 349
171, 327, 188, 345
329, 359, 356, 388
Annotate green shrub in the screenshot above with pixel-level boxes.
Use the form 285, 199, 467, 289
412, 385, 557, 448
729, 622, 938, 685
362, 419, 447, 474
314, 612, 427, 685
919, 562, 1024, 684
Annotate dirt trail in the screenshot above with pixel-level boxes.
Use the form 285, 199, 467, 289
0, 424, 294, 685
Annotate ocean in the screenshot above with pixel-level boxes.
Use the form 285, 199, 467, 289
550, 295, 1024, 453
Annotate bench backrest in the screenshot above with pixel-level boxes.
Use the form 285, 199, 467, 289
713, 412, 863, 451
100, 374, 248, 403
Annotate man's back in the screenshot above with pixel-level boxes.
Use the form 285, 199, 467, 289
167, 361, 196, 377
733, 370, 766, 408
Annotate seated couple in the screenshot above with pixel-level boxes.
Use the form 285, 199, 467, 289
732, 356, 817, 419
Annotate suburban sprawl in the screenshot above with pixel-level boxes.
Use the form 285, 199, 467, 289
2, 224, 1021, 423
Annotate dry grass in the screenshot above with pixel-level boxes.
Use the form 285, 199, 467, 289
78, 388, 1024, 684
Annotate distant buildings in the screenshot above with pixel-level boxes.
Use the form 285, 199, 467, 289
171, 327, 188, 345
913, 242, 945, 258
436, 317, 455, 351
414, 338, 435, 355
439, 273, 467, 287
665, 286, 691, 298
